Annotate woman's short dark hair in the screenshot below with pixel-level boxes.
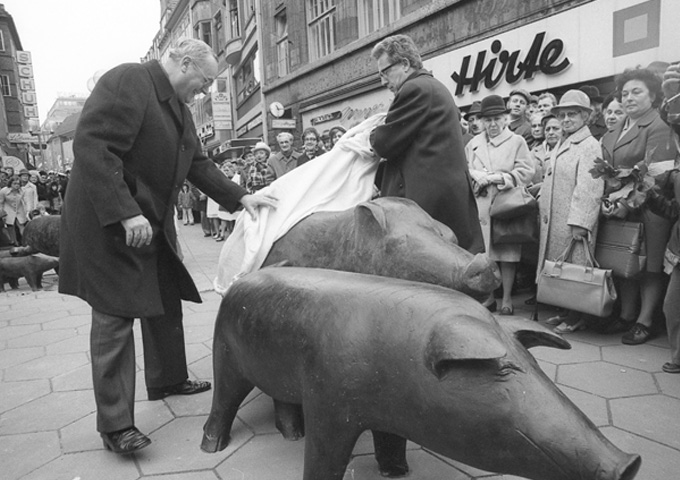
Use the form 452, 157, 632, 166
301, 127, 320, 141
602, 92, 619, 110
615, 67, 663, 108
371, 34, 423, 70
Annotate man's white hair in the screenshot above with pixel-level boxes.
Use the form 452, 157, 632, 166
276, 132, 294, 143
168, 38, 217, 64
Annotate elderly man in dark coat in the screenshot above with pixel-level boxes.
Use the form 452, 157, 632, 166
59, 39, 276, 454
370, 34, 484, 255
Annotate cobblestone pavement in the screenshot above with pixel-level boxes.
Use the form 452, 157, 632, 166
1, 221, 679, 480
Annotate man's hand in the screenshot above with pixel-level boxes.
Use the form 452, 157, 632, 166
662, 64, 680, 99
121, 214, 153, 247
240, 194, 278, 220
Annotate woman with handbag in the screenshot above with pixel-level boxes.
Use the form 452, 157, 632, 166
600, 67, 679, 344
537, 90, 605, 333
466, 94, 534, 315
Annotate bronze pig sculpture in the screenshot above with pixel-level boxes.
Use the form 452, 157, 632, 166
262, 197, 501, 300
202, 268, 641, 480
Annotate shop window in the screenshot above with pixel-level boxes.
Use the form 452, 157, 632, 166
0, 31, 5, 51
0, 75, 10, 96
228, 0, 240, 39
235, 50, 260, 104
276, 9, 289, 77
307, 0, 336, 61
358, 0, 401, 36
196, 21, 212, 48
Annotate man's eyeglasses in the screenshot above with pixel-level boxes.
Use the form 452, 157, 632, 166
190, 59, 214, 94
378, 60, 403, 78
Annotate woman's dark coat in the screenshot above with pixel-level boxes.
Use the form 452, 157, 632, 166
59, 60, 247, 317
370, 69, 484, 254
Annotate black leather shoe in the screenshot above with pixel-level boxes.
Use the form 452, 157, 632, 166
622, 323, 652, 345
147, 379, 211, 400
101, 427, 151, 454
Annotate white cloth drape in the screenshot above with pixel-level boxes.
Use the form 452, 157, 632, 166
214, 113, 386, 295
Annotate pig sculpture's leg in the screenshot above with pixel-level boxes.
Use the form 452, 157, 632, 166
201, 336, 255, 453
301, 401, 361, 480
273, 399, 305, 440
372, 431, 409, 477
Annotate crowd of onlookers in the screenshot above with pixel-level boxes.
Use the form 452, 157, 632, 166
178, 124, 346, 241
0, 167, 68, 246
461, 62, 680, 374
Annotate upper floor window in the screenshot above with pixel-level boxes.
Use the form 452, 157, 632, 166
358, 0, 401, 36
235, 50, 260, 104
214, 11, 224, 52
196, 21, 212, 48
0, 31, 5, 51
275, 9, 289, 77
1, 75, 10, 96
307, 0, 336, 62
243, 0, 255, 22
228, 0, 240, 39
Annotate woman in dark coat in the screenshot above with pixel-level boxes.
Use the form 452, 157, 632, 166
370, 35, 483, 254
600, 67, 678, 345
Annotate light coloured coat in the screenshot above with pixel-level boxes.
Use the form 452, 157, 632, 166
466, 128, 534, 262
537, 125, 604, 273
0, 186, 28, 225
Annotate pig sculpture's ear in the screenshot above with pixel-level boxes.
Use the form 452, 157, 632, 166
499, 316, 571, 350
355, 201, 387, 234
425, 316, 507, 379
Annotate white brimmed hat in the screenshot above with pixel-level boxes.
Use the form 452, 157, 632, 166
253, 141, 271, 155
552, 90, 593, 115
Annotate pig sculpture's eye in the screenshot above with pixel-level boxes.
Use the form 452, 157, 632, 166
497, 362, 522, 379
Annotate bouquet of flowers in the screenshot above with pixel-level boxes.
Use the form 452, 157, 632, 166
589, 147, 658, 211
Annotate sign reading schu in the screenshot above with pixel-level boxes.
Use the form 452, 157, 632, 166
17, 50, 39, 122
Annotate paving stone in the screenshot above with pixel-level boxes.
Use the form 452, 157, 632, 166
1, 307, 42, 322
656, 372, 680, 399
559, 384, 609, 427
161, 386, 213, 417
214, 432, 305, 480
7, 328, 77, 348
557, 362, 658, 398
0, 345, 44, 369
0, 431, 61, 480
4, 352, 89, 381
138, 416, 253, 476
45, 332, 90, 355
531, 339, 601, 364
601, 426, 680, 480
236, 391, 278, 434
186, 342, 212, 365
0, 378, 50, 414
9, 310, 69, 326
536, 359, 556, 381
143, 472, 219, 480
52, 363, 93, 391
43, 313, 92, 330
602, 343, 670, 372
20, 449, 141, 480
610, 395, 680, 450
185, 310, 220, 326
0, 324, 41, 342
188, 354, 212, 380
345, 449, 472, 480
0, 390, 94, 434
183, 324, 216, 344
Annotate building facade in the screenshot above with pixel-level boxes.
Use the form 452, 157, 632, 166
258, 0, 678, 146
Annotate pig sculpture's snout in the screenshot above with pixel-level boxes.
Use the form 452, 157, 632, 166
615, 453, 641, 480
461, 253, 502, 296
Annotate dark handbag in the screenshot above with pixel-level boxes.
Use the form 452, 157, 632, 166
492, 212, 539, 244
489, 186, 538, 219
537, 237, 617, 317
595, 219, 646, 279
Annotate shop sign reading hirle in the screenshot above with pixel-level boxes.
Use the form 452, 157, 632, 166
450, 32, 571, 96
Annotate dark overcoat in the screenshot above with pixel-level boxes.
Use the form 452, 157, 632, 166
59, 60, 247, 317
370, 69, 484, 254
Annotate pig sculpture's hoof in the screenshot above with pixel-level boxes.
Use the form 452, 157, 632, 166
200, 433, 230, 453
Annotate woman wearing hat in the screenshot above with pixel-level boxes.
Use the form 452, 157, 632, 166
537, 89, 605, 333
465, 94, 535, 315
243, 141, 273, 194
